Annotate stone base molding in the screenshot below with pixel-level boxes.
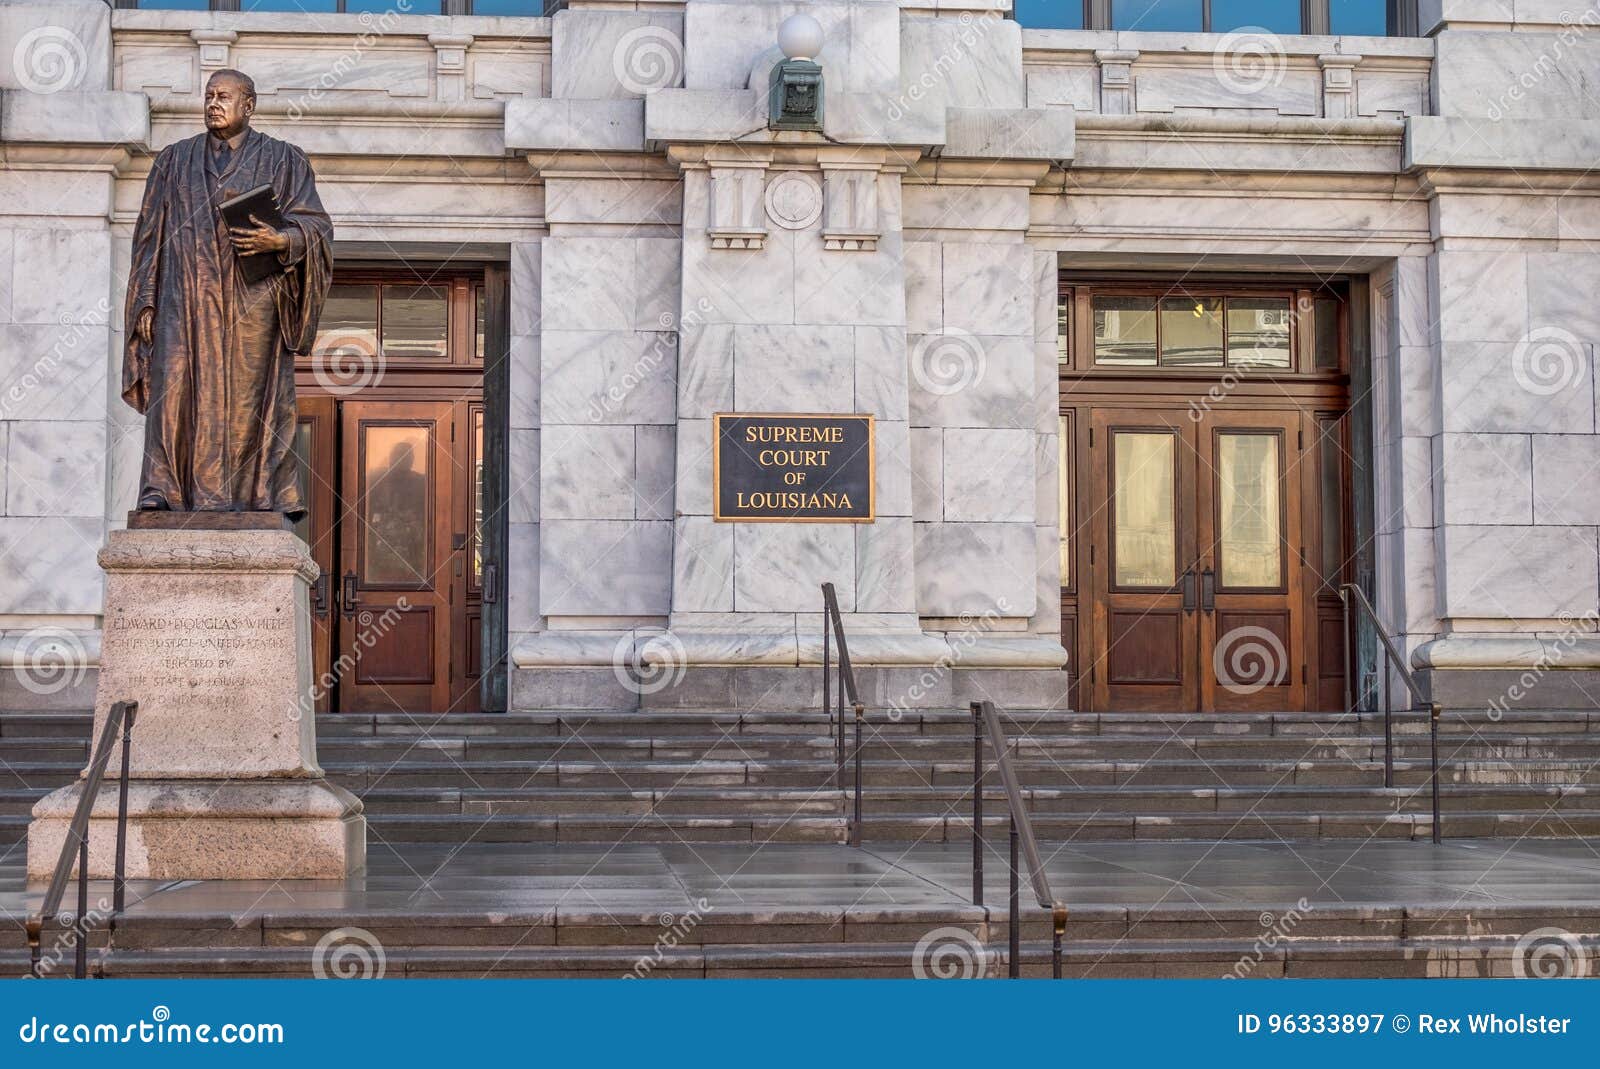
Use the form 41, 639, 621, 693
28, 779, 365, 880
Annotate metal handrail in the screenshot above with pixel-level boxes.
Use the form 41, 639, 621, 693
971, 700, 1069, 979
1339, 583, 1442, 844
27, 700, 138, 979
820, 583, 865, 847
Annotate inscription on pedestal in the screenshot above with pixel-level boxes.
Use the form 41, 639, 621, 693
109, 610, 296, 695
713, 413, 874, 522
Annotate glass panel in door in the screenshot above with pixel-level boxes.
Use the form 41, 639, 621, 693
1113, 431, 1177, 588
1216, 432, 1283, 590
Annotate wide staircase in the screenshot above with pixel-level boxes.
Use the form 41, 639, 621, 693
3, 706, 1599, 848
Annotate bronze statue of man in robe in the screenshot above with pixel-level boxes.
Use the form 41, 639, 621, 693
124, 68, 333, 518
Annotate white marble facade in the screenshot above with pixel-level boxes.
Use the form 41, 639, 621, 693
2, 0, 1599, 710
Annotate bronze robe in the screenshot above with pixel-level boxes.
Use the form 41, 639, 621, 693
123, 128, 333, 517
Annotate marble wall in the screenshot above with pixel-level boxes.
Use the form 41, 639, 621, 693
0, 1, 129, 704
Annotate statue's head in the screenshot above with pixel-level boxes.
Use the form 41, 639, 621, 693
204, 70, 256, 140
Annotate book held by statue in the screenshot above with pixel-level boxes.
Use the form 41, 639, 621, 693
218, 183, 286, 284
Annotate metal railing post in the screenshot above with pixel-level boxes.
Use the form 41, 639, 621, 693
1008, 815, 1020, 979
1341, 589, 1353, 715
850, 702, 864, 847
972, 701, 984, 907
1382, 646, 1394, 788
74, 834, 88, 979
1052, 903, 1067, 981
114, 705, 136, 917
1430, 703, 1442, 844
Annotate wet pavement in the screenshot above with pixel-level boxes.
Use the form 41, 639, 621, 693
5, 837, 1599, 926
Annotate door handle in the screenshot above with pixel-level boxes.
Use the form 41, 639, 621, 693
1180, 568, 1196, 614
1201, 568, 1216, 613
482, 562, 499, 605
310, 572, 330, 618
340, 570, 359, 619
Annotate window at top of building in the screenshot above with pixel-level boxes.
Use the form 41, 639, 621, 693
141, 1, 542, 12
1209, 0, 1303, 35
1331, 0, 1391, 35
1013, 0, 1085, 30
1015, 0, 1405, 35
1112, 0, 1203, 32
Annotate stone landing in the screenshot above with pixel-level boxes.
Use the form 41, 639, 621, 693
26, 526, 364, 879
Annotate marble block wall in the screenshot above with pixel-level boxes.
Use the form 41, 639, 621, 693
903, 191, 1043, 631
537, 234, 680, 622
1404, 1, 1600, 703
672, 153, 915, 638
0, 0, 139, 707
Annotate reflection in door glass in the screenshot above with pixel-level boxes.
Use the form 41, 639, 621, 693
1058, 416, 1071, 586
1226, 297, 1293, 368
1160, 297, 1224, 366
1113, 432, 1176, 587
1093, 296, 1158, 366
291, 420, 313, 546
473, 410, 485, 585
315, 284, 378, 359
1218, 432, 1281, 588
364, 425, 431, 586
380, 284, 449, 358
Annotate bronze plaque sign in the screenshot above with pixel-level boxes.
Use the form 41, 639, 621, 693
713, 413, 874, 522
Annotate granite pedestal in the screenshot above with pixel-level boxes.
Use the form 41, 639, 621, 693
27, 523, 365, 879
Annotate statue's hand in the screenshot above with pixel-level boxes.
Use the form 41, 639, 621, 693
228, 213, 290, 255
136, 307, 154, 345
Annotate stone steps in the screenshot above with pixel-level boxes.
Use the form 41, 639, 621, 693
17, 936, 1593, 979
16, 900, 1599, 979
312, 733, 1600, 764
6, 707, 1600, 846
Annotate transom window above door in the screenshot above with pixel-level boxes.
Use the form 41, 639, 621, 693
308, 269, 486, 372
1061, 282, 1347, 376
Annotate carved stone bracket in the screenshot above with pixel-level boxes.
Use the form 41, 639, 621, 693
190, 30, 238, 76
1318, 54, 1361, 120
429, 34, 475, 104
819, 164, 880, 251
708, 162, 769, 249
1095, 50, 1138, 116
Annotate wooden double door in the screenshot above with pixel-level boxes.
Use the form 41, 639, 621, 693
294, 394, 492, 713
1075, 404, 1327, 712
